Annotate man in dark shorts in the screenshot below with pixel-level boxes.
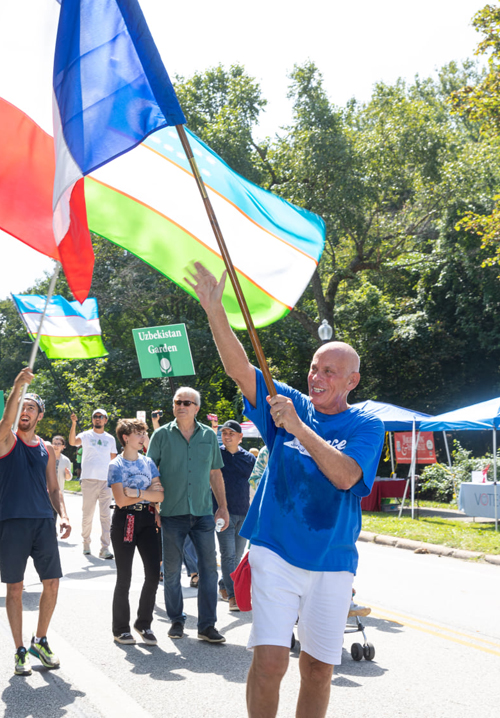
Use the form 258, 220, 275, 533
0, 367, 71, 676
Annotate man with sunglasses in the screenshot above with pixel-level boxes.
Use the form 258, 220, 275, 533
69, 409, 117, 559
147, 387, 229, 643
187, 263, 385, 718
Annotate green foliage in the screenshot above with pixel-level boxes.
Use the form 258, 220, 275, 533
450, 4, 500, 136
174, 64, 271, 186
4, 47, 500, 440
420, 464, 454, 502
420, 440, 496, 502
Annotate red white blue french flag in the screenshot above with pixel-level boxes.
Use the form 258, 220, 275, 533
0, 0, 185, 301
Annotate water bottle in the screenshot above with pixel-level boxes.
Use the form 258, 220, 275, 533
215, 518, 225, 532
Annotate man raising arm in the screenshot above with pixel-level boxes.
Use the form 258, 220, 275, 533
0, 368, 71, 676
187, 262, 385, 718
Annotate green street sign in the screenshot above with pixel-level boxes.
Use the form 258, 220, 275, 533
132, 324, 195, 379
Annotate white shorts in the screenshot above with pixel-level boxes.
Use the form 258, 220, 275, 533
248, 544, 353, 665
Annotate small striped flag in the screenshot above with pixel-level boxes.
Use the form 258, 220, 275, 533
12, 294, 108, 360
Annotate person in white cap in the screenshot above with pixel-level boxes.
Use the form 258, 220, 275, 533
69, 409, 117, 558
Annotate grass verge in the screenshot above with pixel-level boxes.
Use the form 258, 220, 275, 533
64, 480, 81, 492
362, 512, 499, 555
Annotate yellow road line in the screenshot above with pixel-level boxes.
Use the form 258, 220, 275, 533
369, 606, 500, 657
370, 604, 500, 646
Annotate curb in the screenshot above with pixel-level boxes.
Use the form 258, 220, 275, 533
358, 530, 500, 565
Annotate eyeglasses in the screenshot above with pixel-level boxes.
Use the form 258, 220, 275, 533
93, 414, 105, 419
52, 442, 64, 446
174, 400, 197, 407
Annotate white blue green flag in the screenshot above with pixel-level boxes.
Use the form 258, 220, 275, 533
12, 294, 108, 360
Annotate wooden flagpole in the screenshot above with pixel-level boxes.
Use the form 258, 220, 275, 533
13, 261, 61, 431
176, 125, 277, 398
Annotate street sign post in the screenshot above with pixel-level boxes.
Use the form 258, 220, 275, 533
132, 324, 195, 379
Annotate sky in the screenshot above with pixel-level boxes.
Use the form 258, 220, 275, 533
0, 0, 487, 301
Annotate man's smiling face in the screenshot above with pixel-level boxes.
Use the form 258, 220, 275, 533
18, 399, 42, 432
307, 343, 360, 415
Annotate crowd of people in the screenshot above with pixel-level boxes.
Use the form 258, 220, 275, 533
0, 261, 385, 718
0, 375, 259, 670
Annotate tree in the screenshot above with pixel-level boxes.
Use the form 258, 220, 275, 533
450, 4, 500, 267
174, 64, 273, 186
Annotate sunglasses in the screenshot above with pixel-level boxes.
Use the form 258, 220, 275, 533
93, 414, 105, 419
174, 400, 197, 407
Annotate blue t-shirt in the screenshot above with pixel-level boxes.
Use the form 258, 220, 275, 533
241, 370, 385, 574
0, 433, 53, 522
107, 454, 159, 501
213, 446, 256, 516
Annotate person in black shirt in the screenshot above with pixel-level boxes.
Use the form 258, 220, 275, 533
213, 420, 255, 611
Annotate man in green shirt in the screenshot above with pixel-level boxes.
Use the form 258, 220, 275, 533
147, 387, 229, 643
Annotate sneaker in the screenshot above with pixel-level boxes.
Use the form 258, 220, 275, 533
113, 633, 136, 644
168, 621, 184, 639
83, 545, 91, 555
99, 548, 114, 559
219, 587, 228, 602
228, 597, 240, 612
198, 626, 226, 643
14, 647, 32, 676
29, 636, 60, 668
348, 602, 371, 618
134, 626, 157, 646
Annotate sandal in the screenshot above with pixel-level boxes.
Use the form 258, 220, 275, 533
190, 573, 199, 588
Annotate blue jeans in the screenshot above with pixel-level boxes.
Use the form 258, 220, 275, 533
161, 514, 218, 631
217, 513, 247, 599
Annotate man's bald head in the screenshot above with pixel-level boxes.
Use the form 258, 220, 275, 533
314, 342, 360, 374
308, 341, 361, 414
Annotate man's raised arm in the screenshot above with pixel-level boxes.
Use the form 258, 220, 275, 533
68, 413, 81, 447
186, 262, 257, 406
0, 367, 33, 451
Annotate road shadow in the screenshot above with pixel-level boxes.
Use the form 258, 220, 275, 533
0, 590, 43, 613
115, 634, 253, 684
359, 615, 405, 634
61, 558, 117, 582
1, 670, 87, 718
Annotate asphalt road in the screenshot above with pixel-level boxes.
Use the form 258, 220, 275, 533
1, 492, 499, 718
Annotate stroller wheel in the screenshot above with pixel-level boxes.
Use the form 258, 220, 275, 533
363, 642, 375, 661
351, 642, 363, 661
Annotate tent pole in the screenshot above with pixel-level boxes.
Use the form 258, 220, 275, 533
411, 419, 416, 519
443, 430, 456, 504
443, 431, 452, 468
492, 427, 497, 531
389, 431, 395, 476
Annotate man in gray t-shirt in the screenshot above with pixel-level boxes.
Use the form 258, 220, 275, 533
69, 409, 117, 558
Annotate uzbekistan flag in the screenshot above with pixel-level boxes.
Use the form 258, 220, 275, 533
1, 1, 325, 328
12, 294, 108, 360
0, 0, 184, 302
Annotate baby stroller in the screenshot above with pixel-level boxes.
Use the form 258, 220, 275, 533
345, 590, 375, 661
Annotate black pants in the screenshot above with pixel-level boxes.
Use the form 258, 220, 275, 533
110, 506, 160, 636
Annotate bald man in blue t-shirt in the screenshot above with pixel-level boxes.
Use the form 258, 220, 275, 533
188, 263, 385, 718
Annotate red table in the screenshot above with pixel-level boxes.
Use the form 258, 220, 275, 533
361, 479, 408, 511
